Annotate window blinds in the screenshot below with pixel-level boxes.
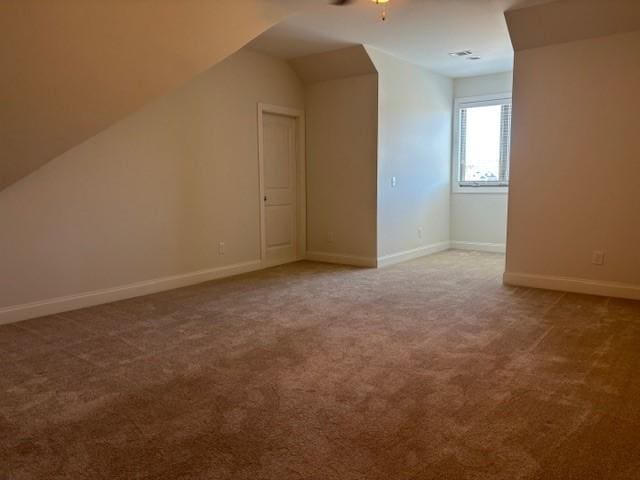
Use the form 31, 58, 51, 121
499, 104, 512, 182
458, 101, 512, 185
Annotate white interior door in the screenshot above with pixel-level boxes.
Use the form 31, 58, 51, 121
262, 112, 297, 265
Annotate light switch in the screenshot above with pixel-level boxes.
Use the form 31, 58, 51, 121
592, 250, 605, 265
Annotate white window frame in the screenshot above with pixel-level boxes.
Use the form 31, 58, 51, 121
452, 93, 512, 194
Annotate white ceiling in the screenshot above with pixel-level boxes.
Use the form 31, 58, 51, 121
249, 0, 552, 78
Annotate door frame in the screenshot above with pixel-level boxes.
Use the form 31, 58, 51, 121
257, 103, 306, 266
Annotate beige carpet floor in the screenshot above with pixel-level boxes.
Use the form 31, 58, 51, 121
1, 251, 639, 479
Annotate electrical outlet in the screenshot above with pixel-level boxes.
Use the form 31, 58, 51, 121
218, 242, 225, 255
327, 232, 334, 245
592, 250, 605, 266
418, 228, 423, 239
391, 176, 397, 188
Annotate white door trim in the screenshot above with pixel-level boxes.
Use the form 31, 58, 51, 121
257, 103, 306, 266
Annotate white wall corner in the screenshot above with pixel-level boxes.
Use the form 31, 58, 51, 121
503, 272, 640, 301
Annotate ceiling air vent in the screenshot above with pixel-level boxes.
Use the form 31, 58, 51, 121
448, 50, 473, 57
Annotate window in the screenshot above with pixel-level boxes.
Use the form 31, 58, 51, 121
453, 94, 512, 193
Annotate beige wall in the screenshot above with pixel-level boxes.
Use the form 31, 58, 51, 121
367, 48, 452, 260
505, 30, 640, 287
0, 49, 304, 312
0, 0, 309, 191
305, 74, 379, 262
451, 72, 512, 250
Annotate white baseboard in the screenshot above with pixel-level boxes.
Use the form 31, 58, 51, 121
503, 272, 640, 301
305, 251, 377, 268
377, 242, 451, 268
451, 241, 506, 253
0, 260, 264, 325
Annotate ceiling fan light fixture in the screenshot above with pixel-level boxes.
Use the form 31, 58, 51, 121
371, 0, 390, 22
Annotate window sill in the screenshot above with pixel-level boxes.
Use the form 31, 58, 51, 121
452, 184, 509, 194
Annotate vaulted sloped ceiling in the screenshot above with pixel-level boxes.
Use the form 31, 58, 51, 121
290, 45, 378, 84
505, 0, 640, 51
0, 0, 313, 191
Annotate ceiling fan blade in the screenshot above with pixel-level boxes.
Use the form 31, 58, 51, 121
331, 0, 355, 5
